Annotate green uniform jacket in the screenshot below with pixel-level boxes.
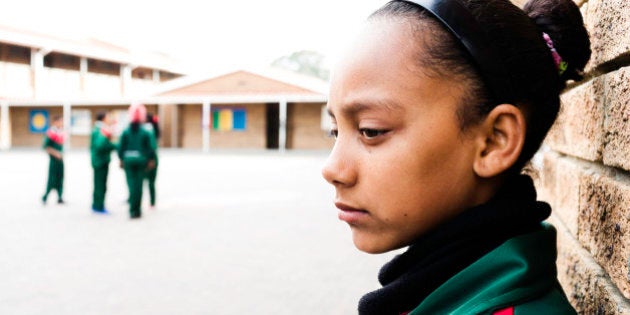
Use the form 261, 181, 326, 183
42, 132, 64, 198
90, 123, 116, 168
117, 126, 155, 166
43, 134, 63, 154
143, 123, 159, 166
408, 223, 575, 315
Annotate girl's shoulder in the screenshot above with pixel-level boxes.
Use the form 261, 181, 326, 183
506, 288, 576, 314
410, 224, 576, 314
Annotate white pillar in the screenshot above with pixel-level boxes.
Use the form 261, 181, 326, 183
0, 101, 10, 150
80, 57, 88, 95
171, 104, 179, 148
202, 100, 211, 153
120, 64, 133, 97
279, 99, 287, 152
153, 69, 160, 83
80, 57, 88, 73
30, 48, 49, 99
157, 102, 165, 147
63, 102, 72, 150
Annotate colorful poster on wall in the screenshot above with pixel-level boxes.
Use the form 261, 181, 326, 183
212, 108, 246, 131
29, 110, 49, 133
70, 109, 92, 135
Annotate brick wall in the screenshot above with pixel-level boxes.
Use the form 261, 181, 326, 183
533, 0, 630, 313
180, 103, 266, 149
287, 102, 334, 150
10, 107, 63, 147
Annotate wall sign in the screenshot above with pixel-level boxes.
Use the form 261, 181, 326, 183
70, 109, 92, 135
29, 110, 49, 133
212, 108, 246, 131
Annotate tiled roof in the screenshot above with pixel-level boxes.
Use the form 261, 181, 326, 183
155, 67, 329, 98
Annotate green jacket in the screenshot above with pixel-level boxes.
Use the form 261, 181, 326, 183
90, 123, 115, 168
409, 223, 575, 315
117, 125, 155, 167
43, 136, 63, 153
143, 123, 159, 165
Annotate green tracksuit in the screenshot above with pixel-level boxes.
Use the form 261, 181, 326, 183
408, 223, 576, 315
42, 134, 64, 203
144, 124, 158, 206
90, 122, 116, 211
117, 125, 155, 218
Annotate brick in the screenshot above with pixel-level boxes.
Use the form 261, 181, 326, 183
287, 103, 334, 150
603, 66, 630, 172
509, 0, 585, 8
535, 150, 558, 208
510, 0, 526, 8
580, 1, 588, 24
584, 0, 630, 71
575, 0, 587, 7
536, 152, 584, 236
545, 76, 605, 161
549, 214, 630, 314
578, 171, 630, 298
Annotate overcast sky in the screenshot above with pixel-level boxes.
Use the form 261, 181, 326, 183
1, 0, 385, 74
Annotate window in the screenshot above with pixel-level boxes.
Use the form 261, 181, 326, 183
2, 44, 30, 64
212, 108, 246, 131
88, 59, 121, 75
44, 53, 80, 70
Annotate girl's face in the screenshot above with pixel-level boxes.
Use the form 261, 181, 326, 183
322, 18, 487, 254
53, 119, 63, 129
103, 114, 112, 125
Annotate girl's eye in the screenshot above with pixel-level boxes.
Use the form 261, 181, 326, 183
328, 129, 339, 139
359, 128, 388, 139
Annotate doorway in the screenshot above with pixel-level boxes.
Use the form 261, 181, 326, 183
266, 103, 279, 149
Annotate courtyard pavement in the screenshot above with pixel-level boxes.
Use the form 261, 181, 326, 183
0, 149, 398, 315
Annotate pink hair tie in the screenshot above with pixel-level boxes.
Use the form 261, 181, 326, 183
543, 32, 568, 76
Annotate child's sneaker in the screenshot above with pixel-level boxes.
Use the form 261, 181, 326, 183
92, 208, 109, 215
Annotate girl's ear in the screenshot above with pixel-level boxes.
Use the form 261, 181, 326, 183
473, 104, 526, 178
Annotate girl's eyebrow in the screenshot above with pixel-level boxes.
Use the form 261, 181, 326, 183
328, 99, 404, 118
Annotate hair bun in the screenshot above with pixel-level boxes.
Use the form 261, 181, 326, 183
524, 0, 591, 81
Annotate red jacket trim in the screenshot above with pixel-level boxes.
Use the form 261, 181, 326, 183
493, 306, 514, 315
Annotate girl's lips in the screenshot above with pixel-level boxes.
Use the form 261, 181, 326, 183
335, 202, 369, 224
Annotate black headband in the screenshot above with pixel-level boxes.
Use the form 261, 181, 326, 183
402, 0, 514, 104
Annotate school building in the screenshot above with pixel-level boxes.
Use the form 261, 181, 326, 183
151, 69, 331, 151
0, 25, 333, 151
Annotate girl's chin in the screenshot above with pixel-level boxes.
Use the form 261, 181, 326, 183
351, 232, 397, 254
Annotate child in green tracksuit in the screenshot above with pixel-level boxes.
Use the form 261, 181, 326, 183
144, 113, 160, 209
90, 111, 116, 214
118, 103, 155, 219
42, 115, 65, 204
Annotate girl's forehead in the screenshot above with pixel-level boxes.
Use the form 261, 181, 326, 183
336, 19, 431, 81
330, 21, 458, 109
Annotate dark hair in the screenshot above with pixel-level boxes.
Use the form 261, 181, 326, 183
130, 122, 140, 132
146, 113, 161, 139
96, 111, 107, 122
370, 0, 591, 172
52, 115, 62, 122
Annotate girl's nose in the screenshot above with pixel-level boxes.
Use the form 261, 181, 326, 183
321, 140, 357, 187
